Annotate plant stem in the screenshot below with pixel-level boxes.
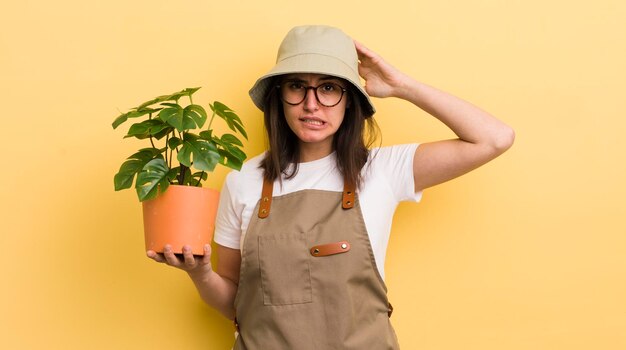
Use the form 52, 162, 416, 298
208, 110, 216, 130
171, 147, 176, 168
148, 112, 156, 149
179, 163, 188, 184
195, 171, 205, 186
149, 136, 156, 149
169, 145, 174, 169
165, 133, 170, 168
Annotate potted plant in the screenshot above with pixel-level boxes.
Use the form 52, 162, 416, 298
112, 87, 247, 255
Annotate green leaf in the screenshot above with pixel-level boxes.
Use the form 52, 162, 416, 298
211, 101, 242, 122
212, 136, 245, 159
217, 148, 244, 170
225, 118, 236, 133
135, 88, 200, 110
159, 105, 185, 132
112, 107, 160, 129
168, 136, 182, 149
177, 133, 220, 172
114, 148, 163, 191
167, 168, 179, 182
167, 87, 201, 102
166, 166, 181, 185
184, 104, 208, 128
199, 130, 212, 140
124, 119, 171, 139
192, 171, 208, 181
159, 103, 199, 132
210, 102, 248, 140
172, 166, 193, 186
188, 171, 208, 186
152, 126, 172, 140
210, 135, 226, 148
112, 112, 130, 129
135, 158, 171, 201
210, 134, 246, 168
220, 133, 244, 147
231, 119, 248, 140
136, 95, 172, 110
226, 145, 246, 162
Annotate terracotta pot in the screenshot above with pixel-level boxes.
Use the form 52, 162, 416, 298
142, 185, 219, 255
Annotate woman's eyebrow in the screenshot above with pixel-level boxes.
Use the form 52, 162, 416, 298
318, 77, 347, 87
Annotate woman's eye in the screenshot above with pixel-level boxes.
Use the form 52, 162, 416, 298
320, 83, 336, 92
288, 82, 304, 90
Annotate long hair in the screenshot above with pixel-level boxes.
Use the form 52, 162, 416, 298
260, 77, 380, 189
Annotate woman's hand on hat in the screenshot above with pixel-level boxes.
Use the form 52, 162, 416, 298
354, 40, 409, 99
147, 244, 213, 275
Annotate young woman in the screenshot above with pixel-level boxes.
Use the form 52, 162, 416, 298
147, 25, 514, 349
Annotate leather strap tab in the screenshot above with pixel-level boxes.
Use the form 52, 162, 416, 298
258, 177, 273, 219
310, 241, 351, 257
342, 179, 356, 209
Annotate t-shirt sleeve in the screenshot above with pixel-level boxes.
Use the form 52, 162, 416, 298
213, 172, 242, 249
370, 143, 422, 203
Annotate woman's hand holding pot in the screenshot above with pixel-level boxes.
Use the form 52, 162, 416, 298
147, 244, 213, 276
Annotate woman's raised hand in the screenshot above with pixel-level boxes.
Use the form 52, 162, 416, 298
147, 244, 213, 276
354, 40, 410, 99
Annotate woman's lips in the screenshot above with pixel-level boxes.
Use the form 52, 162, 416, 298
300, 117, 326, 127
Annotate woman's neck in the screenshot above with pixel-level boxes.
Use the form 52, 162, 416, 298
298, 141, 333, 163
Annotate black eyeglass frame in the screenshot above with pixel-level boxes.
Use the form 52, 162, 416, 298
276, 82, 348, 107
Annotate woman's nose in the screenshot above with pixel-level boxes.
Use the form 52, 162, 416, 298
303, 88, 319, 111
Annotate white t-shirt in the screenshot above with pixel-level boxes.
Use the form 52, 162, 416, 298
214, 143, 422, 280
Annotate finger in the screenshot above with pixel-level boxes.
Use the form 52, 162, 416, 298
182, 245, 196, 268
146, 250, 166, 263
354, 40, 367, 60
201, 244, 212, 266
353, 40, 375, 60
357, 63, 368, 77
163, 244, 180, 266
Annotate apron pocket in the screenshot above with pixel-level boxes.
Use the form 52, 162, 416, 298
258, 232, 313, 305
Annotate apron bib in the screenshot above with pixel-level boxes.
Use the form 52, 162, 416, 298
233, 178, 399, 349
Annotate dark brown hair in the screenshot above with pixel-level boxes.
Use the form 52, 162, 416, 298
260, 77, 380, 189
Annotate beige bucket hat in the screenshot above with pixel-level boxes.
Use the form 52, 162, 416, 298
249, 25, 376, 116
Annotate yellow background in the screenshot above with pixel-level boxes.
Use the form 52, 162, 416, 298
1, 0, 625, 349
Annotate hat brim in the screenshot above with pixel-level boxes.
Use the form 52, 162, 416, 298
249, 53, 375, 116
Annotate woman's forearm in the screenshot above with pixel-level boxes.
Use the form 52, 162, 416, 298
187, 269, 238, 320
396, 78, 515, 153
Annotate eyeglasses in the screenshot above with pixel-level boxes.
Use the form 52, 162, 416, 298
277, 81, 347, 107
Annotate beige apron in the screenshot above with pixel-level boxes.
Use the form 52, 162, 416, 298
233, 178, 399, 349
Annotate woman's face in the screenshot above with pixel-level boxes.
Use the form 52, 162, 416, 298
279, 73, 348, 153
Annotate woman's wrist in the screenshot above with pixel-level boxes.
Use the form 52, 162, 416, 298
186, 265, 215, 283
392, 75, 420, 102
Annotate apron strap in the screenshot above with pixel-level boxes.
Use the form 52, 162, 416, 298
342, 178, 356, 209
258, 176, 356, 218
258, 177, 273, 218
